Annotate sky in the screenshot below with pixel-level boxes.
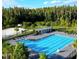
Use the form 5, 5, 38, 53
2, 0, 77, 8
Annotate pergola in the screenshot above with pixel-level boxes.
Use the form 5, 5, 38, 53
35, 27, 52, 34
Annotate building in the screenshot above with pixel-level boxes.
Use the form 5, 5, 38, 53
2, 28, 26, 39
35, 27, 52, 34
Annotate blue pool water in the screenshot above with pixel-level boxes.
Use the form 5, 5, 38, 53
18, 34, 74, 56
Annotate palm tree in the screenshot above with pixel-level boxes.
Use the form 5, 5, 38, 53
2, 47, 8, 59
12, 43, 29, 59
39, 53, 47, 59
72, 39, 77, 48
2, 42, 12, 59
2, 42, 29, 59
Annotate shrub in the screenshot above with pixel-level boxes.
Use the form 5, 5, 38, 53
39, 53, 47, 59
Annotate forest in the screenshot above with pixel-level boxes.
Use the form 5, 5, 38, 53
2, 6, 77, 33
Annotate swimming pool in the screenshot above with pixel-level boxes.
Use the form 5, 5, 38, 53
18, 34, 74, 56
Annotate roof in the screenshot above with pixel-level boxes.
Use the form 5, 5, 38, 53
2, 28, 26, 38
35, 27, 52, 31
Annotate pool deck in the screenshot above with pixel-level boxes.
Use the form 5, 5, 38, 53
8, 31, 77, 59
26, 31, 76, 40
52, 44, 76, 59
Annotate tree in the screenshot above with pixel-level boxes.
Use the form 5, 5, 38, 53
2, 42, 29, 59
39, 53, 47, 59
13, 43, 29, 59
23, 22, 31, 29
14, 27, 19, 35
14, 27, 19, 31
2, 6, 77, 34
2, 42, 13, 59
3, 6, 77, 29
72, 39, 77, 48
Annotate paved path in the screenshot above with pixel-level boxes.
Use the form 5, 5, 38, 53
8, 31, 76, 45
56, 44, 76, 59
26, 31, 76, 40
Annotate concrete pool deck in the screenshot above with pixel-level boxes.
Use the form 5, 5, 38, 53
8, 31, 77, 59
51, 44, 76, 59
25, 31, 76, 40
8, 31, 76, 45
